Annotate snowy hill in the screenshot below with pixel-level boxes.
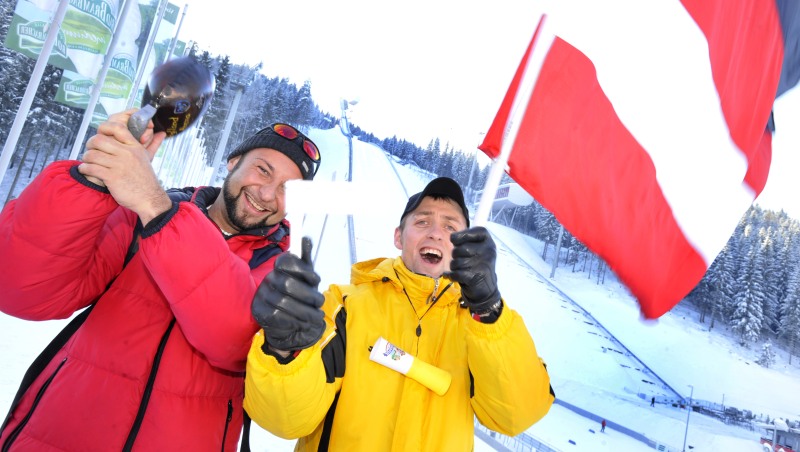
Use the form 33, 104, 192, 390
2, 126, 799, 451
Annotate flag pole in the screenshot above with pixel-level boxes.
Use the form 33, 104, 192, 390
69, 0, 140, 160
165, 4, 188, 62
126, 0, 170, 110
472, 14, 554, 227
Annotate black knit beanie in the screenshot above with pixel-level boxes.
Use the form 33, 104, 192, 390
226, 125, 319, 180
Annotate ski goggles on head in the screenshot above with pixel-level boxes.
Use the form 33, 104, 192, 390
271, 123, 321, 166
229, 123, 321, 180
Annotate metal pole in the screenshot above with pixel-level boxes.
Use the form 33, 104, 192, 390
208, 87, 244, 186
550, 225, 565, 278
772, 424, 777, 451
340, 99, 357, 264
465, 151, 478, 206
682, 385, 693, 452
167, 133, 189, 187
165, 4, 188, 61
473, 15, 552, 227
0, 0, 70, 190
69, 0, 140, 160
126, 0, 170, 109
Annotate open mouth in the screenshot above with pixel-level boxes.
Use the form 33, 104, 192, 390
420, 247, 442, 264
244, 192, 267, 212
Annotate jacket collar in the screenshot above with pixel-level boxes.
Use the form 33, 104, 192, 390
352, 258, 460, 308
190, 186, 289, 240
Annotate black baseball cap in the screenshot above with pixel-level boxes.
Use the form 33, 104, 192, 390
400, 177, 470, 227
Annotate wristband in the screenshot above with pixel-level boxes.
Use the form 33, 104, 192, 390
471, 300, 503, 323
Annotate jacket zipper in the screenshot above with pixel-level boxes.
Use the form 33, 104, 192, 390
122, 319, 176, 451
428, 278, 440, 304
221, 399, 232, 452
2, 358, 67, 452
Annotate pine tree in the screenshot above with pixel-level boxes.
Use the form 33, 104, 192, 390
0, 1, 34, 147
265, 80, 291, 124
722, 219, 750, 323
758, 227, 781, 334
440, 148, 455, 179
711, 245, 736, 329
199, 55, 232, 162
294, 80, 316, 129
780, 265, 800, 365
537, 207, 560, 261
187, 41, 199, 58
382, 136, 398, 158
757, 341, 776, 368
689, 265, 715, 323
731, 244, 766, 346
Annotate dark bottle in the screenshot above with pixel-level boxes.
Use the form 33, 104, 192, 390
128, 56, 215, 139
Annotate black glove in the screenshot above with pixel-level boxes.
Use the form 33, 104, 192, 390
445, 227, 501, 313
251, 237, 325, 352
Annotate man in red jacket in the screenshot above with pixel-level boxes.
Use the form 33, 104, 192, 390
0, 109, 321, 451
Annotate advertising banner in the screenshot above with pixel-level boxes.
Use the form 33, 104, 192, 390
4, 0, 120, 78
52, 1, 181, 126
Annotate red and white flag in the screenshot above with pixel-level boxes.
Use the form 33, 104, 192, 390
480, 0, 800, 319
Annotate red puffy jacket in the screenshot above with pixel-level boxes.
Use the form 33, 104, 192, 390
0, 161, 288, 451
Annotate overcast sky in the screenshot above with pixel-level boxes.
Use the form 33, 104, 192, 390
175, 0, 800, 219
177, 1, 539, 147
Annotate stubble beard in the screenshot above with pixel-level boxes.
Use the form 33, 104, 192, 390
221, 176, 271, 232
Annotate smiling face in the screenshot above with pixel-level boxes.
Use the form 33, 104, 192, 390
212, 148, 302, 233
394, 196, 468, 277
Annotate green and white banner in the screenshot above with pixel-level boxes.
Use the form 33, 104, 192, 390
9, 0, 184, 126
173, 39, 186, 57
55, 50, 136, 111
52, 1, 181, 126
55, 0, 143, 126
4, 0, 120, 78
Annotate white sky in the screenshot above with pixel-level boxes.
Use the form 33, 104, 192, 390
174, 1, 800, 222
3, 126, 795, 451
176, 1, 542, 155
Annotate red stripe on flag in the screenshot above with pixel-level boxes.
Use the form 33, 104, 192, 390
682, 0, 781, 195
745, 130, 773, 195
483, 38, 706, 319
682, 0, 783, 168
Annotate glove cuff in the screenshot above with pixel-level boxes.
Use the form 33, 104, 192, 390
264, 323, 325, 353
261, 341, 299, 365
470, 299, 503, 324
463, 288, 501, 313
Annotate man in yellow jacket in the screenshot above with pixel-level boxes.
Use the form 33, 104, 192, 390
245, 177, 554, 451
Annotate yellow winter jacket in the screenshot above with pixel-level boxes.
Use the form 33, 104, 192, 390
244, 257, 554, 451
